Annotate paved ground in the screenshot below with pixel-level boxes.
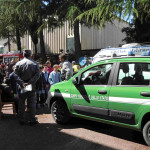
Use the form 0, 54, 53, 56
0, 105, 150, 150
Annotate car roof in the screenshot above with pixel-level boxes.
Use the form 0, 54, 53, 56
96, 56, 150, 62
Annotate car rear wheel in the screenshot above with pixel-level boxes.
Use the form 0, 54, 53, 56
51, 100, 70, 124
143, 121, 150, 146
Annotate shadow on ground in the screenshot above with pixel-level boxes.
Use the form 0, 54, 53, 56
0, 116, 115, 150
38, 106, 146, 146
0, 106, 147, 150
68, 117, 145, 145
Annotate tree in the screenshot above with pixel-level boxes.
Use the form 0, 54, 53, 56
38, 0, 65, 63
0, 0, 26, 52
17, 0, 57, 63
76, 0, 150, 27
134, 1, 150, 42
76, 0, 138, 26
17, 0, 41, 57
122, 1, 150, 43
122, 23, 136, 43
55, 0, 97, 60
39, 1, 47, 64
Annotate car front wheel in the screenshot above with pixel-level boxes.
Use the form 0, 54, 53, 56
51, 100, 70, 124
143, 121, 150, 146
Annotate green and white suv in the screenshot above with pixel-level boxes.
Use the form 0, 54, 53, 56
47, 56, 150, 146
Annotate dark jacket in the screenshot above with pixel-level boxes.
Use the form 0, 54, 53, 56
36, 72, 49, 91
9, 72, 18, 94
14, 57, 40, 90
0, 84, 14, 102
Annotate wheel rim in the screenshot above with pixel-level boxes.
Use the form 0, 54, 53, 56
52, 102, 65, 121
148, 127, 150, 140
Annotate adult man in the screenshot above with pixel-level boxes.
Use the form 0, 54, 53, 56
59, 54, 73, 81
14, 50, 40, 125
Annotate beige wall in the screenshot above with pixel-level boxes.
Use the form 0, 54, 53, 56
81, 20, 129, 50
9, 20, 128, 54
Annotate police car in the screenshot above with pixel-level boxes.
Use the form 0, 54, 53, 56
47, 43, 150, 146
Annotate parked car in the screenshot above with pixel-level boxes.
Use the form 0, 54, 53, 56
47, 56, 150, 146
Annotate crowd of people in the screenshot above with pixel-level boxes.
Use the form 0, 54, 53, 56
0, 51, 81, 125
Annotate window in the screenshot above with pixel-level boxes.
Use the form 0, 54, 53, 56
117, 63, 150, 86
81, 64, 112, 85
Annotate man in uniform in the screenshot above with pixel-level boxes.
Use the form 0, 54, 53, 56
14, 50, 40, 125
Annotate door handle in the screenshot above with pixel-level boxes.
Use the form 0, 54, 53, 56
98, 90, 107, 94
140, 92, 150, 97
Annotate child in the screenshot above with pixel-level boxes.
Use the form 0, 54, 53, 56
41, 65, 50, 105
36, 66, 44, 108
46, 61, 53, 74
49, 64, 61, 86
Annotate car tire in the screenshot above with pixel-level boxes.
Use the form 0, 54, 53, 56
143, 121, 150, 146
51, 100, 70, 124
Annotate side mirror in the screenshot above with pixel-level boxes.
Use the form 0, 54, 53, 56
72, 77, 79, 85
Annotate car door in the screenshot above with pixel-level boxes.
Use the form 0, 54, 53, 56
109, 62, 150, 125
71, 63, 115, 120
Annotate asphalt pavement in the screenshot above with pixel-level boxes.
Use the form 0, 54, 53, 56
0, 105, 150, 150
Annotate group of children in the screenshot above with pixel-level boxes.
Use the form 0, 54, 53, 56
36, 61, 61, 108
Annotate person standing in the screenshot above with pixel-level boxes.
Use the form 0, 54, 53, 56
59, 54, 73, 81
9, 65, 19, 100
36, 66, 44, 108
8, 60, 15, 76
0, 63, 6, 77
5, 63, 10, 78
37, 65, 50, 107
14, 49, 40, 125
46, 61, 53, 74
49, 64, 61, 86
72, 61, 80, 75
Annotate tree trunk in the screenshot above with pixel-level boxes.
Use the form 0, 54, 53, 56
39, 12, 46, 64
74, 20, 81, 61
8, 32, 11, 52
30, 34, 38, 56
34, 43, 38, 60
40, 30, 46, 64
16, 27, 21, 53
29, 31, 38, 56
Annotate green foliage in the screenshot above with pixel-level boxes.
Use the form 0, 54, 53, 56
0, 0, 26, 51
122, 1, 150, 43
0, 0, 150, 54
122, 24, 136, 43
76, 0, 137, 28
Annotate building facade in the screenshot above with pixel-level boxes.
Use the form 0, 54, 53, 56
6, 20, 129, 54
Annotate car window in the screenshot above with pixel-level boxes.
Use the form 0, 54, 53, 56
117, 63, 150, 86
81, 64, 112, 85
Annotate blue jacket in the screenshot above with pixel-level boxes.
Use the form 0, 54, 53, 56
49, 71, 61, 85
